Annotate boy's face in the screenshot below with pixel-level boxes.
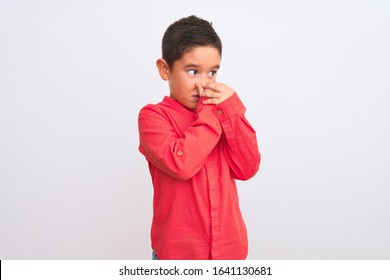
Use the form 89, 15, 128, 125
163, 46, 221, 110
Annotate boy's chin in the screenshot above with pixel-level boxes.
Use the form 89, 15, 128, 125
180, 100, 199, 110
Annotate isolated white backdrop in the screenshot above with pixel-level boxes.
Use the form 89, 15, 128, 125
1, 0, 389, 259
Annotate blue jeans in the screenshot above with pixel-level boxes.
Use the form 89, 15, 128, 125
152, 250, 159, 260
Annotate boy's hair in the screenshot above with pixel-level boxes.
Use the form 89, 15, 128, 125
162, 15, 222, 69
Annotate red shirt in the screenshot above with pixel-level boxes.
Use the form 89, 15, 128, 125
138, 93, 260, 260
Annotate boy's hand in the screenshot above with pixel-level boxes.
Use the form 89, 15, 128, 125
196, 82, 235, 105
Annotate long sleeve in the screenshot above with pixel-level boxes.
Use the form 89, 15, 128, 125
138, 98, 223, 181
214, 93, 261, 180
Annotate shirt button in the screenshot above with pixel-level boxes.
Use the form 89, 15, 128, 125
217, 110, 222, 115
177, 150, 183, 156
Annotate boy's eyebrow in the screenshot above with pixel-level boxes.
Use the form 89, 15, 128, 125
184, 63, 220, 69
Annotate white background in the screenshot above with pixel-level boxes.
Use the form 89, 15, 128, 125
1, 0, 389, 259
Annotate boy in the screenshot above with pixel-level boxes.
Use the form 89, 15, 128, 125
138, 15, 260, 260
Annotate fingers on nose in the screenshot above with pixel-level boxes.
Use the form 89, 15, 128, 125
198, 74, 214, 85
196, 83, 204, 95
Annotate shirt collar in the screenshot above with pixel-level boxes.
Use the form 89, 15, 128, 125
162, 96, 196, 117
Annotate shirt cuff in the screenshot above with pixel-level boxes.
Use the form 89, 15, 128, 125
213, 93, 246, 120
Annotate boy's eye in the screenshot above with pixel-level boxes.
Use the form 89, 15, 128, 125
187, 70, 197, 75
208, 71, 217, 77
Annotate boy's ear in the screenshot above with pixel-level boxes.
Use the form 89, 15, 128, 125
156, 58, 170, 81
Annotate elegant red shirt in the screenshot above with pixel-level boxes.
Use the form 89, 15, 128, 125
138, 93, 260, 260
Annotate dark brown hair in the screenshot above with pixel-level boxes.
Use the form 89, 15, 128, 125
162, 15, 222, 69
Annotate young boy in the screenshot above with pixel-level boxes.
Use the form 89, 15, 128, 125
138, 15, 260, 260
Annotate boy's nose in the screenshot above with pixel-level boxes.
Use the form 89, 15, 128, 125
198, 74, 211, 86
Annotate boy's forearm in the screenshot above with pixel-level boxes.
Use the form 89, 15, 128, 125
214, 93, 261, 180
138, 104, 222, 180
